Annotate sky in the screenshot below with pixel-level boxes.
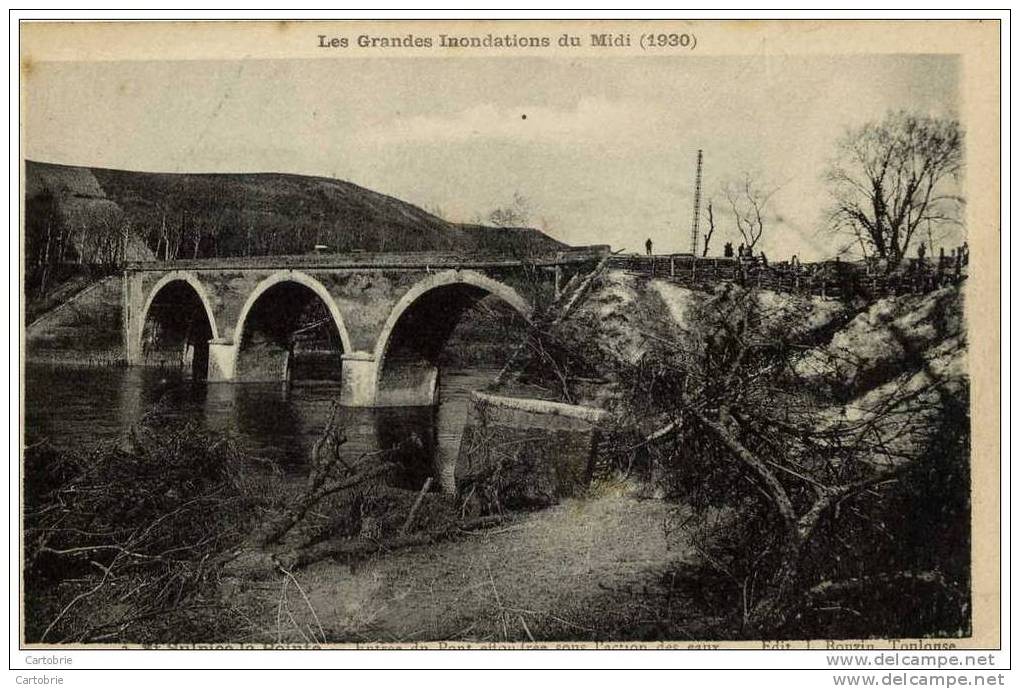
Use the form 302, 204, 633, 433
24, 54, 960, 260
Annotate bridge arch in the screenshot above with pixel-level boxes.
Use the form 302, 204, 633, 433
137, 271, 219, 378
371, 269, 532, 405
232, 270, 353, 381
140, 271, 220, 343
373, 269, 532, 365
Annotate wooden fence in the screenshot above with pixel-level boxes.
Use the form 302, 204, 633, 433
607, 254, 966, 301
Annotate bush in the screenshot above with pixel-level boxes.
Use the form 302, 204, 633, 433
23, 420, 275, 643
617, 284, 971, 639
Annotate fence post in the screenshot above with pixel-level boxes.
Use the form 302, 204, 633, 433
670, 256, 675, 277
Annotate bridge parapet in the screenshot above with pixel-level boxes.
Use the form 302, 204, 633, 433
124, 245, 611, 272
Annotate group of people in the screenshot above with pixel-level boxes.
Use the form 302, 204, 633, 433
722, 241, 767, 265
923, 242, 969, 267
915, 242, 969, 281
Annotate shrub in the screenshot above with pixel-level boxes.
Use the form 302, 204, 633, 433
23, 420, 274, 643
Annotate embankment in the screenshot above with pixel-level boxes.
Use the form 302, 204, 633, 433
25, 275, 124, 366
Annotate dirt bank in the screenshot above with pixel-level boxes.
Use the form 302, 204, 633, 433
225, 491, 692, 644
25, 274, 124, 364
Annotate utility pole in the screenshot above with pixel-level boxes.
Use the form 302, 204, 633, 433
690, 149, 703, 256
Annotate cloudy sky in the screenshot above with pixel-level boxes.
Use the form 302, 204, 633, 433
24, 54, 959, 259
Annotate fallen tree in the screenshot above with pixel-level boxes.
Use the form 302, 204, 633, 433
494, 271, 970, 638
629, 284, 970, 636
274, 514, 504, 571
23, 402, 513, 643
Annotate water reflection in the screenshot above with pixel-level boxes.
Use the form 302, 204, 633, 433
24, 364, 496, 493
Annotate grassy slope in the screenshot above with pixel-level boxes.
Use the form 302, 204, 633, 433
26, 160, 568, 257
24, 160, 569, 343
25, 275, 124, 363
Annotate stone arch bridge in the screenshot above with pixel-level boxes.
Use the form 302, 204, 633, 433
123, 248, 607, 407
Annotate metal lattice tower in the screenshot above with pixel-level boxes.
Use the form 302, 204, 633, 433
690, 149, 704, 256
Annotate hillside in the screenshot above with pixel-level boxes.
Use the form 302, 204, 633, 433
24, 160, 569, 324
24, 160, 567, 264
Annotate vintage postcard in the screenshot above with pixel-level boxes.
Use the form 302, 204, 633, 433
17, 17, 1001, 660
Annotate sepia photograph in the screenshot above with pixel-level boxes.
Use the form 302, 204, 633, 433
14, 16, 1002, 665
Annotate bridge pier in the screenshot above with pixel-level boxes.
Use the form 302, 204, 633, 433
339, 352, 378, 406
339, 353, 440, 408
207, 339, 238, 381
375, 360, 439, 407
126, 336, 143, 366
123, 271, 144, 366
203, 342, 442, 407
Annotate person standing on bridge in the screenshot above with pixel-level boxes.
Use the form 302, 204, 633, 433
645, 238, 653, 256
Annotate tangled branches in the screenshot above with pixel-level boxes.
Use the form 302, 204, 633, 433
24, 422, 269, 643
499, 269, 970, 637
630, 284, 970, 636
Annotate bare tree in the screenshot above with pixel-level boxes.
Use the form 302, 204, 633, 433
723, 173, 777, 251
26, 189, 65, 293
486, 191, 532, 228
825, 111, 963, 266
702, 201, 716, 257
151, 206, 185, 261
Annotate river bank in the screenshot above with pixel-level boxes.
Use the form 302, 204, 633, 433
22, 269, 971, 644
222, 490, 694, 644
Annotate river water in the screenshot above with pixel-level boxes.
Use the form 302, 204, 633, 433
23, 364, 498, 493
